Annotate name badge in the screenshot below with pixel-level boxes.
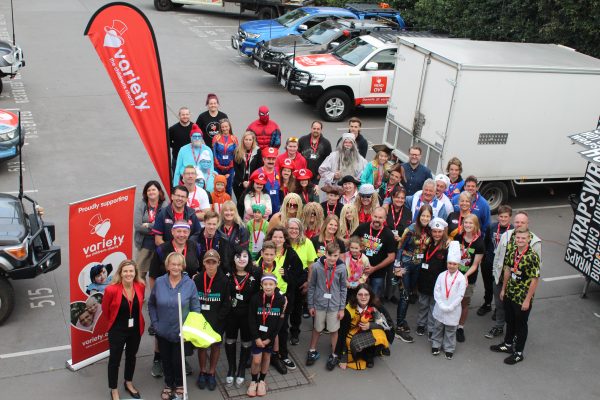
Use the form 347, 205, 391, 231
310, 154, 317, 159
222, 155, 229, 160
128, 318, 134, 328
511, 273, 517, 280
417, 254, 424, 259
270, 190, 277, 195
201, 304, 211, 311
259, 325, 269, 332
421, 263, 429, 270
323, 293, 332, 299
236, 293, 244, 301
252, 242, 261, 253
391, 230, 398, 236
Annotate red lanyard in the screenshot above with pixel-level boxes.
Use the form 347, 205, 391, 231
302, 190, 309, 204
310, 135, 320, 155
253, 191, 261, 206
512, 245, 529, 273
457, 212, 469, 235
445, 271, 459, 299
324, 260, 336, 291
191, 146, 202, 165
122, 287, 135, 317
425, 242, 441, 262
262, 262, 274, 274
253, 220, 264, 244
205, 235, 214, 251
147, 203, 157, 223
359, 206, 371, 223
262, 293, 275, 325
172, 240, 187, 257
204, 271, 216, 294
245, 152, 252, 171
223, 224, 233, 237
391, 206, 403, 230
326, 202, 337, 216
369, 224, 383, 244
461, 234, 480, 258
234, 273, 249, 291
495, 224, 505, 246
187, 186, 197, 208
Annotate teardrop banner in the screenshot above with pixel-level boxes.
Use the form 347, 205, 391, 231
84, 2, 171, 195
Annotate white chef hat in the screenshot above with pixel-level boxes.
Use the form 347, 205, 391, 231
434, 174, 450, 189
429, 217, 448, 230
447, 241, 461, 263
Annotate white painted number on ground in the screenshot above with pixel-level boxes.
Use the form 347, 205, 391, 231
28, 288, 56, 308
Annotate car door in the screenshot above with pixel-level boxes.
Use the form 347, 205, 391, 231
358, 48, 397, 107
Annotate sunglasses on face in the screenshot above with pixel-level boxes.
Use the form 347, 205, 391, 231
360, 194, 371, 199
287, 203, 298, 208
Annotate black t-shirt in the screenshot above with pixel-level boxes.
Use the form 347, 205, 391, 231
149, 240, 201, 280
455, 233, 485, 285
298, 134, 332, 184
193, 270, 231, 333
196, 110, 228, 148
417, 243, 447, 296
168, 122, 193, 158
311, 237, 346, 258
385, 205, 412, 237
352, 223, 396, 279
320, 201, 342, 218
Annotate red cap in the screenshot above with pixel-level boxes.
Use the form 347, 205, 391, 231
281, 158, 295, 170
261, 147, 278, 158
189, 123, 203, 138
250, 170, 268, 185
293, 168, 313, 180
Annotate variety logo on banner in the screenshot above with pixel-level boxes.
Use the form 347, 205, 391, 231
84, 3, 171, 194
68, 187, 136, 367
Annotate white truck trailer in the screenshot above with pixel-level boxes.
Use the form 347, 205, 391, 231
382, 37, 600, 210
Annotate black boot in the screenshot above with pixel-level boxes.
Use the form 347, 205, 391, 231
236, 345, 251, 388
224, 342, 237, 386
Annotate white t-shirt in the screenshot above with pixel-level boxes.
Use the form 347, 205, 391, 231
187, 185, 210, 212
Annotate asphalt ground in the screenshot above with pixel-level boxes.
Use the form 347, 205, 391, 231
0, 1, 598, 399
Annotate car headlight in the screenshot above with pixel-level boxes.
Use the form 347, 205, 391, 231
4, 242, 28, 261
310, 73, 326, 83
246, 32, 261, 39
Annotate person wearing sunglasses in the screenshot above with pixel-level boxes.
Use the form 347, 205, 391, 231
268, 193, 303, 233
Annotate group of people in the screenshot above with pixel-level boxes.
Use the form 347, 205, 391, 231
102, 95, 542, 400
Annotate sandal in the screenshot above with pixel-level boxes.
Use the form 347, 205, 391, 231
175, 386, 185, 398
160, 387, 172, 400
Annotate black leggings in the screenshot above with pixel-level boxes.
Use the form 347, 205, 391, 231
107, 328, 141, 389
157, 335, 183, 388
226, 310, 252, 342
503, 297, 532, 353
480, 255, 494, 305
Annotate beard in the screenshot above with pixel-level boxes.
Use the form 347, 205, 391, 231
338, 146, 359, 176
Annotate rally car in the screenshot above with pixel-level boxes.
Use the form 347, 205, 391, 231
252, 18, 400, 75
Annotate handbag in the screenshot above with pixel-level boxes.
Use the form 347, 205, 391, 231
182, 312, 222, 348
349, 331, 376, 354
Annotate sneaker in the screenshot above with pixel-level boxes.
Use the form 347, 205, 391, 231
281, 357, 297, 370
326, 354, 339, 371
247, 381, 257, 397
380, 347, 391, 356
151, 360, 163, 378
271, 356, 287, 374
416, 326, 426, 336
445, 352, 453, 360
492, 309, 497, 321
290, 335, 300, 346
477, 303, 492, 316
185, 359, 192, 376
456, 328, 465, 343
490, 342, 513, 354
207, 374, 217, 391
306, 350, 320, 366
196, 373, 207, 390
484, 327, 504, 339
257, 380, 267, 396
395, 326, 414, 343
400, 321, 411, 333
504, 352, 525, 365
431, 347, 440, 356
235, 376, 245, 389
225, 375, 234, 387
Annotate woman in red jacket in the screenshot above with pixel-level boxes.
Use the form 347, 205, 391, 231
102, 260, 146, 400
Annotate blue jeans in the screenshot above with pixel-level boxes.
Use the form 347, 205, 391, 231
396, 261, 419, 326
369, 277, 385, 299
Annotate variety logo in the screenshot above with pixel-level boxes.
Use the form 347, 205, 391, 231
103, 20, 127, 48
371, 76, 387, 93
89, 214, 111, 238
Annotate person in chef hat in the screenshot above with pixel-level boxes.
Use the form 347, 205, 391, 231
431, 241, 467, 360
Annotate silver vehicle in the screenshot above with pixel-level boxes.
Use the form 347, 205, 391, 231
0, 39, 24, 94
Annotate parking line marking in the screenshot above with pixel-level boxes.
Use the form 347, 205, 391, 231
542, 274, 583, 282
4, 189, 38, 194
0, 344, 70, 359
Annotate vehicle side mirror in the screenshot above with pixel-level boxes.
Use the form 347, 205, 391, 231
298, 24, 308, 32
365, 61, 378, 71
329, 42, 339, 50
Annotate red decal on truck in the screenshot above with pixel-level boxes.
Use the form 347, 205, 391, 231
356, 97, 389, 106
370, 76, 388, 93
294, 54, 344, 67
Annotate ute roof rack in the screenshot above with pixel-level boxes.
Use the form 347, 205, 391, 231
369, 30, 449, 44
345, 2, 400, 14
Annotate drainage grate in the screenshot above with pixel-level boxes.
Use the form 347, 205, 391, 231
216, 346, 312, 399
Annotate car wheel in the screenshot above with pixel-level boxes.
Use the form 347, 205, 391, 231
154, 0, 174, 11
480, 181, 509, 213
317, 89, 352, 122
0, 277, 15, 325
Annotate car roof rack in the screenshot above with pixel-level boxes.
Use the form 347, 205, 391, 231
345, 3, 400, 14
369, 30, 449, 44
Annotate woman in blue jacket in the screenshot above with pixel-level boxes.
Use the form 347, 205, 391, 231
148, 252, 201, 400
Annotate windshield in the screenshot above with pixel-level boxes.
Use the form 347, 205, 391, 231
332, 37, 376, 66
276, 9, 309, 28
303, 21, 343, 45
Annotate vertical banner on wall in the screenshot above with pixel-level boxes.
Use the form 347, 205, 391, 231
84, 2, 171, 194
66, 186, 136, 371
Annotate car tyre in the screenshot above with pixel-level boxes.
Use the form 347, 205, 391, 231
480, 181, 509, 213
317, 89, 352, 122
154, 0, 175, 11
0, 277, 15, 325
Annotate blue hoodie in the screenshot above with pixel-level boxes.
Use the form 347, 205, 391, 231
452, 191, 491, 238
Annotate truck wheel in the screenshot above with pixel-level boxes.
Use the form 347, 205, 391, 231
480, 181, 508, 213
258, 7, 276, 20
154, 0, 174, 11
0, 278, 15, 325
317, 89, 352, 122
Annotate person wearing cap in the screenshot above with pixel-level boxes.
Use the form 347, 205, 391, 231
298, 121, 332, 185
416, 218, 449, 338
294, 168, 319, 204
355, 184, 379, 224
278, 157, 296, 200
318, 133, 367, 189
193, 250, 231, 391
233, 131, 261, 202
381, 163, 405, 208
339, 175, 360, 206
431, 241, 467, 360
168, 107, 193, 174
445, 157, 465, 201
148, 252, 201, 400
196, 150, 218, 193
212, 118, 238, 195
320, 184, 343, 218
256, 147, 283, 214
247, 203, 269, 261
241, 170, 272, 223
153, 185, 202, 246
173, 123, 215, 187
401, 145, 433, 197
361, 144, 393, 190
246, 105, 281, 150
196, 93, 229, 149
335, 117, 369, 158
406, 178, 448, 221
434, 174, 454, 217
276, 137, 307, 173
247, 273, 288, 397
210, 174, 231, 215
182, 165, 211, 222
267, 193, 303, 234
452, 175, 491, 238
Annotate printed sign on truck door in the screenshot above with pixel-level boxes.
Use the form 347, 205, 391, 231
370, 76, 387, 93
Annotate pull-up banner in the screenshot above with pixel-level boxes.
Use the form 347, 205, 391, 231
84, 2, 171, 194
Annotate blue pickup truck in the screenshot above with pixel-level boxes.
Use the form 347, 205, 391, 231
231, 3, 405, 56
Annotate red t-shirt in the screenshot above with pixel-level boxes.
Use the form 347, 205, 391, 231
275, 152, 307, 172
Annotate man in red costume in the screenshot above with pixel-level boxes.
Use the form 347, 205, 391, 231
246, 105, 281, 150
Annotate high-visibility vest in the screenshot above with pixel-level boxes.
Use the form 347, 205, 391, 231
182, 312, 221, 348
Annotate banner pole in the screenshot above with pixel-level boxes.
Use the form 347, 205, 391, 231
178, 292, 188, 400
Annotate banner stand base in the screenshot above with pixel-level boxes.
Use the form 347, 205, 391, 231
66, 350, 110, 372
